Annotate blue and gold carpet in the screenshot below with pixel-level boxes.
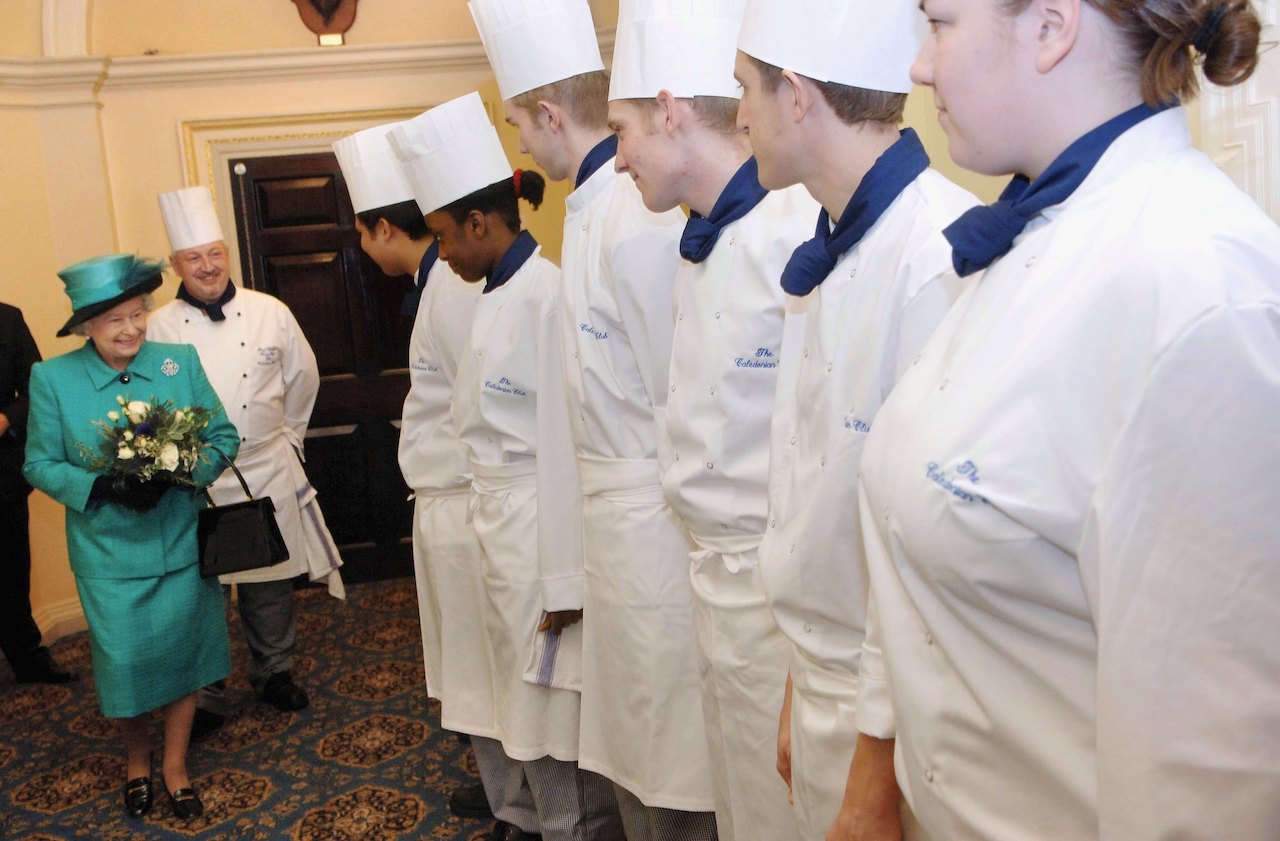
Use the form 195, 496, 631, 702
0, 579, 492, 840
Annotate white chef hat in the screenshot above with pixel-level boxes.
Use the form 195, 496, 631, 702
738, 0, 921, 92
158, 186, 225, 252
332, 122, 417, 214
469, 0, 605, 101
609, 0, 745, 101
385, 93, 513, 215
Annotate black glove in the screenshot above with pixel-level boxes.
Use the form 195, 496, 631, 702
89, 474, 172, 513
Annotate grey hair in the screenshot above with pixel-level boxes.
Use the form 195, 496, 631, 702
70, 293, 156, 337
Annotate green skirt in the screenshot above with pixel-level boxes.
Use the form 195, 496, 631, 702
75, 563, 230, 719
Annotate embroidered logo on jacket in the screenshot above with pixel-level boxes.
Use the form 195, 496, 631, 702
580, 323, 609, 340
734, 347, 777, 369
258, 347, 282, 366
484, 377, 527, 397
925, 460, 988, 504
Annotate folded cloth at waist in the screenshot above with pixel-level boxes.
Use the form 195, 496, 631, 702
576, 455, 661, 496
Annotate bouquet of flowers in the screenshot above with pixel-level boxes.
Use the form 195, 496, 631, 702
78, 395, 213, 486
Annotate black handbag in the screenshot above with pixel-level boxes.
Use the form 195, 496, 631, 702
197, 446, 290, 578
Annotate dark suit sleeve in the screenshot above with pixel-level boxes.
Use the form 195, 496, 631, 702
2, 307, 42, 442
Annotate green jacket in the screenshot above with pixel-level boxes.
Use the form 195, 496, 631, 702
24, 340, 240, 580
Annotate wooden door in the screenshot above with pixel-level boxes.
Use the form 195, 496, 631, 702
228, 152, 414, 582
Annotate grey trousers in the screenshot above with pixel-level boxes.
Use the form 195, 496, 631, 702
613, 784, 719, 841
473, 735, 540, 834
198, 579, 297, 713
523, 757, 626, 841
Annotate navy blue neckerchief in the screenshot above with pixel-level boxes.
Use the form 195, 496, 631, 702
178, 280, 237, 321
944, 102, 1166, 277
401, 241, 440, 316
780, 128, 930, 297
485, 230, 538, 294
680, 157, 770, 264
575, 135, 618, 189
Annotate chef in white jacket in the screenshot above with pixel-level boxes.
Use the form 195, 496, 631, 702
469, 2, 714, 837
847, 1, 1280, 839
388, 93, 621, 841
332, 124, 533, 835
733, 2, 978, 838
149, 186, 344, 732
607, 2, 816, 839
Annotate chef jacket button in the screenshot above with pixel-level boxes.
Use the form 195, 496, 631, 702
709, 387, 715, 396
574, 351, 579, 359
242, 373, 248, 378
939, 379, 948, 390
913, 355, 921, 366
183, 319, 189, 323
729, 236, 735, 246
803, 623, 812, 633
789, 544, 795, 554
705, 462, 714, 470
240, 436, 246, 442
477, 350, 482, 357
241, 404, 247, 409
802, 349, 808, 358
720, 523, 728, 530
675, 454, 680, 461
678, 313, 684, 321
924, 631, 934, 645
771, 519, 776, 529
581, 224, 588, 231
850, 267, 857, 277
820, 456, 825, 467
714, 312, 721, 319
790, 436, 797, 445
1025, 255, 1037, 267
486, 436, 493, 443
924, 769, 934, 782
241, 342, 245, 347
883, 507, 890, 522
826, 363, 832, 372
671, 384, 676, 392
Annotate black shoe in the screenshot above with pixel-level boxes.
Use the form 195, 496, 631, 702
487, 821, 541, 841
14, 653, 77, 684
167, 786, 204, 820
123, 776, 153, 818
448, 782, 494, 819
260, 672, 309, 712
190, 708, 225, 742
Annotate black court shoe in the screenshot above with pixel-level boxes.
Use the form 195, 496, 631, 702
123, 776, 153, 818
167, 785, 204, 820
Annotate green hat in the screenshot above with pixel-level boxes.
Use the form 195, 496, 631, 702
56, 254, 164, 337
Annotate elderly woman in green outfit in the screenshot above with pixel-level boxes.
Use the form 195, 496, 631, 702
24, 254, 239, 821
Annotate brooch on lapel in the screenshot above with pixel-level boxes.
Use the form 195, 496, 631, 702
160, 358, 180, 377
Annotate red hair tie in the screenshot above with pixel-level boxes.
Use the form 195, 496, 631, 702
513, 168, 523, 197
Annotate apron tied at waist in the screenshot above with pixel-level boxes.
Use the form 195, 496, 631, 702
467, 459, 536, 523
576, 455, 663, 501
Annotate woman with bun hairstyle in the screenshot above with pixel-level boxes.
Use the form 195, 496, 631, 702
833, 2, 1280, 840
390, 94, 621, 841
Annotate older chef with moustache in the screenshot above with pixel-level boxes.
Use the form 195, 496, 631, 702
148, 186, 344, 738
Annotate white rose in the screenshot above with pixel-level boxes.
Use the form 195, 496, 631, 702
158, 442, 180, 472
107, 410, 120, 422
116, 395, 127, 406
173, 410, 184, 423
126, 400, 149, 423
118, 445, 135, 460
123, 431, 134, 441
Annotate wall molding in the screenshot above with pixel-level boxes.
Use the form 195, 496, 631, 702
35, 597, 87, 644
0, 55, 108, 107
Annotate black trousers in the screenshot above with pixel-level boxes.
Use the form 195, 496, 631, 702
0, 496, 48, 673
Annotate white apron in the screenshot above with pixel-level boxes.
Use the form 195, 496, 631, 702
470, 461, 582, 762
147, 287, 344, 596
689, 548, 797, 841
412, 487, 497, 739
576, 456, 712, 812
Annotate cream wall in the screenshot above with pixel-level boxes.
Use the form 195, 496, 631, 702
0, 0, 44, 56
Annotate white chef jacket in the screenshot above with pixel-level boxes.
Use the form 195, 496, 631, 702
560, 159, 686, 465
562, 161, 714, 811
452, 245, 584, 761
664, 183, 818, 554
759, 169, 978, 677
855, 107, 1280, 841
148, 286, 343, 593
397, 253, 492, 738
665, 181, 817, 841
398, 254, 481, 493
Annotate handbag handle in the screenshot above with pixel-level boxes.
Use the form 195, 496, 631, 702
205, 443, 256, 501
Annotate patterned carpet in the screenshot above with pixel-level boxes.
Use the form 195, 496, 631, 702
0, 578, 495, 840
